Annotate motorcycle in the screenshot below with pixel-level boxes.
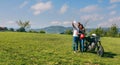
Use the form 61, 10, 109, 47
84, 34, 104, 57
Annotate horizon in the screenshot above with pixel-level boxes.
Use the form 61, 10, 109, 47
0, 0, 120, 29
31, 25, 120, 29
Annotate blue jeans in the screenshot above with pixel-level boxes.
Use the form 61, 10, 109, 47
73, 36, 79, 51
80, 39, 84, 52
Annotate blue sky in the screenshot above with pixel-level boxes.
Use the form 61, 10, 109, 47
0, 0, 120, 28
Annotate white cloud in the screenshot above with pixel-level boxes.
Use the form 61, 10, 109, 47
109, 11, 116, 15
33, 11, 41, 15
7, 21, 16, 24
98, 23, 107, 27
31, 1, 52, 15
51, 21, 71, 26
108, 17, 120, 23
51, 21, 61, 25
107, 4, 117, 10
80, 5, 99, 13
60, 4, 68, 14
98, 17, 120, 27
63, 21, 71, 25
0, 21, 17, 28
19, 1, 28, 8
80, 14, 104, 22
110, 0, 120, 3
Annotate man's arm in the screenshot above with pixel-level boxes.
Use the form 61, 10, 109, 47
72, 22, 77, 30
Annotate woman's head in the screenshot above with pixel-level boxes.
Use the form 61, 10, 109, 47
78, 22, 84, 29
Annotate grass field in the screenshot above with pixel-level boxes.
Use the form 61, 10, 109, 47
0, 32, 120, 65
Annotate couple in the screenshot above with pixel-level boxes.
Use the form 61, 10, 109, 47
72, 21, 85, 53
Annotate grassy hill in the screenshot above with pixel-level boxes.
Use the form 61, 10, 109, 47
0, 32, 120, 65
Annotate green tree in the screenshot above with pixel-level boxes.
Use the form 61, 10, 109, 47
89, 29, 95, 35
17, 27, 26, 32
119, 33, 120, 37
16, 20, 30, 32
96, 27, 105, 36
107, 24, 118, 37
4, 27, 8, 31
0, 27, 8, 31
40, 30, 46, 33
90, 27, 105, 37
29, 30, 38, 33
9, 28, 14, 31
65, 29, 72, 35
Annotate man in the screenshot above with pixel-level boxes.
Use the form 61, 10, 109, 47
72, 21, 79, 53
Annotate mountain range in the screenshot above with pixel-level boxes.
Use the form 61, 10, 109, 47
33, 26, 72, 33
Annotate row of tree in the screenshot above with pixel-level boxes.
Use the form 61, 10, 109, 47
0, 27, 14, 31
60, 24, 120, 37
0, 20, 30, 32
89, 24, 120, 37
0, 20, 47, 33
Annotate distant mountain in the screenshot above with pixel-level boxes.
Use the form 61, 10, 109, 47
41, 26, 66, 33
32, 26, 72, 33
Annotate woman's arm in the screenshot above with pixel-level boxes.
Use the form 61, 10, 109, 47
82, 28, 85, 34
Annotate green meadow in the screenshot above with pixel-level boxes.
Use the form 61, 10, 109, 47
0, 32, 120, 65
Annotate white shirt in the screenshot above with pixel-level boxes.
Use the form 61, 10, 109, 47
73, 25, 79, 37
73, 27, 79, 37
72, 21, 78, 37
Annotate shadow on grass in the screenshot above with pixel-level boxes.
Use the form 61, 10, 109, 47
88, 51, 117, 58
103, 52, 117, 58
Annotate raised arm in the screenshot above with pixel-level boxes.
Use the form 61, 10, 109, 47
72, 22, 77, 30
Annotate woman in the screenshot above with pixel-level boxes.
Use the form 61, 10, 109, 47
78, 22, 85, 52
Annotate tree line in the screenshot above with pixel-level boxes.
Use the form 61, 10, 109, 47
89, 24, 120, 37
0, 20, 120, 37
0, 20, 47, 33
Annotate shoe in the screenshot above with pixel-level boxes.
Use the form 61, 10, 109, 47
74, 51, 76, 53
